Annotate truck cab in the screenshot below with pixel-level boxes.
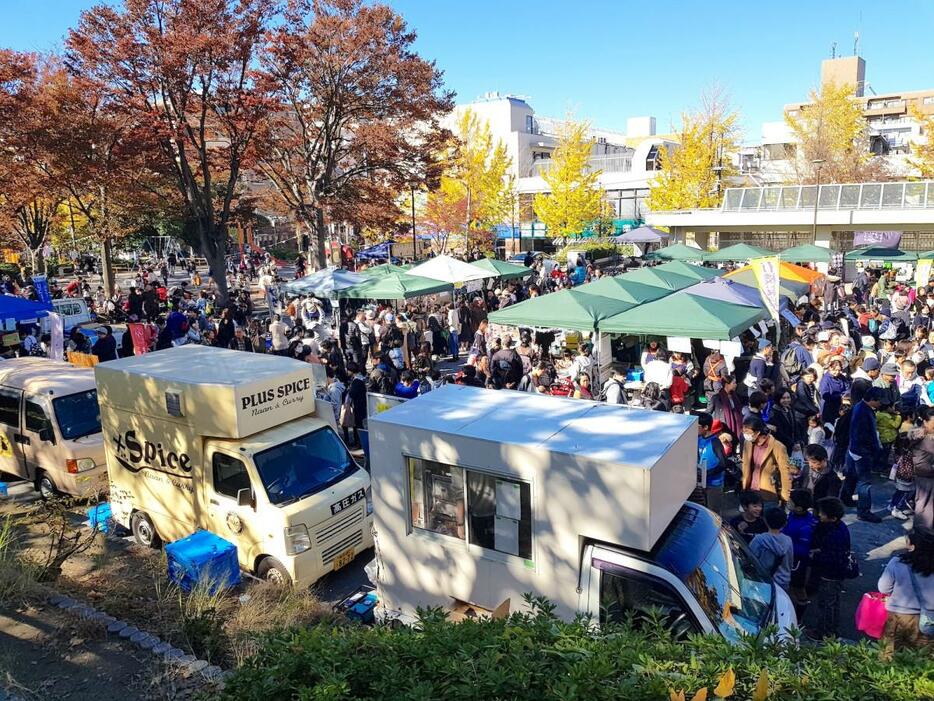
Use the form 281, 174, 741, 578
579, 503, 796, 641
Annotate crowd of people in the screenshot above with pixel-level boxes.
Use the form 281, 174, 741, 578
1, 245, 931, 651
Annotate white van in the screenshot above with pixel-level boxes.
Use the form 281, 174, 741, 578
95, 346, 374, 587
0, 359, 107, 498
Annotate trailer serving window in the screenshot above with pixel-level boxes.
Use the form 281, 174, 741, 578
407, 457, 532, 559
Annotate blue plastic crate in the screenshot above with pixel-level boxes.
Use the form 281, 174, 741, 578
164, 530, 241, 593
0, 482, 8, 498
337, 588, 378, 625
87, 503, 113, 534
626, 368, 644, 382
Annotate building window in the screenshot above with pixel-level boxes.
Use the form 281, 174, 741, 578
525, 115, 535, 133
408, 457, 532, 559
645, 144, 661, 171
924, 96, 934, 105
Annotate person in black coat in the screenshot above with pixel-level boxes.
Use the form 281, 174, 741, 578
91, 326, 118, 362
771, 387, 802, 454
793, 368, 820, 435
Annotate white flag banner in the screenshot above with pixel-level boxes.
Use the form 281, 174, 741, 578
48, 312, 64, 361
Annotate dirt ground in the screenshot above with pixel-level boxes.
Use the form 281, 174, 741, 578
0, 604, 202, 701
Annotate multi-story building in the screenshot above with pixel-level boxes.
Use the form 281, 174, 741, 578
450, 93, 677, 252
740, 56, 934, 184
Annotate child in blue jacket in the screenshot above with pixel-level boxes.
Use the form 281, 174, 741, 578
783, 489, 818, 610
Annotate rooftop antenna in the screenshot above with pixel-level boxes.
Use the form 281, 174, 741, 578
854, 31, 860, 56
831, 41, 837, 58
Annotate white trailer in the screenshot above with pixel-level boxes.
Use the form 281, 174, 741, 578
369, 385, 795, 641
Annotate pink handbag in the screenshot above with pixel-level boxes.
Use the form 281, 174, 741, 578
855, 592, 888, 639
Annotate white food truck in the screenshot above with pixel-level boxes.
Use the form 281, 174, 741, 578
95, 346, 373, 587
0, 358, 107, 498
369, 385, 796, 641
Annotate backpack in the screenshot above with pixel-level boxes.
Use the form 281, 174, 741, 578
517, 349, 533, 375
781, 345, 805, 380
598, 378, 623, 403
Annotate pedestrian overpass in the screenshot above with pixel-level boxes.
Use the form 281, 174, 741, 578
646, 180, 934, 250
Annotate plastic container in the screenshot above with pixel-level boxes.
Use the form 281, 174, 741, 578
165, 530, 241, 593
87, 502, 113, 534
0, 482, 8, 498
336, 587, 378, 625
626, 368, 644, 382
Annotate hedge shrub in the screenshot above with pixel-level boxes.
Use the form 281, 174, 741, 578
222, 598, 933, 701
555, 241, 633, 263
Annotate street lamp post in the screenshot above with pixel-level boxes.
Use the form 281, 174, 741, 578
410, 184, 417, 262
810, 159, 826, 243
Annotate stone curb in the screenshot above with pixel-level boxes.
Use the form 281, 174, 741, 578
44, 590, 226, 686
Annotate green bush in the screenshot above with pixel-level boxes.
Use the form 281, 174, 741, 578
554, 241, 633, 264
221, 597, 933, 701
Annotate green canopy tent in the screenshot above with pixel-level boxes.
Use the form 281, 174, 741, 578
360, 263, 413, 276
339, 272, 452, 300
722, 268, 809, 301
469, 258, 533, 280
614, 266, 698, 292
704, 243, 772, 263
574, 276, 671, 305
919, 250, 934, 259
652, 260, 722, 282
843, 247, 918, 262
779, 243, 833, 264
488, 289, 635, 332
600, 292, 768, 341
645, 243, 707, 262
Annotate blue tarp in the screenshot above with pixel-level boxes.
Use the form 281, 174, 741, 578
0, 295, 52, 322
357, 241, 397, 260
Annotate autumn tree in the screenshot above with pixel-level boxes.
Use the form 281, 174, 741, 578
785, 81, 885, 183
909, 107, 934, 178
258, 0, 453, 269
646, 92, 740, 211
533, 118, 602, 238
0, 50, 62, 273
422, 108, 513, 255
66, 0, 276, 303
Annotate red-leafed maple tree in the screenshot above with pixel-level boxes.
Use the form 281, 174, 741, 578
66, 0, 277, 303
257, 0, 453, 269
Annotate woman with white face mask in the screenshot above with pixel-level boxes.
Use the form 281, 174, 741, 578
741, 415, 793, 505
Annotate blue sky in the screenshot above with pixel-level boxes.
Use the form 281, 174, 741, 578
4, 0, 934, 140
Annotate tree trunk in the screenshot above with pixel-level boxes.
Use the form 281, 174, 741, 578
100, 237, 115, 296
312, 208, 327, 270
200, 221, 229, 306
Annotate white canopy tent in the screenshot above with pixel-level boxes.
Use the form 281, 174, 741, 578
281, 267, 367, 297
406, 255, 498, 284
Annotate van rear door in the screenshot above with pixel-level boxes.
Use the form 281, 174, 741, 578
0, 386, 26, 479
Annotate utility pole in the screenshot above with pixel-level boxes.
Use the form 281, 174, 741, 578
411, 184, 417, 261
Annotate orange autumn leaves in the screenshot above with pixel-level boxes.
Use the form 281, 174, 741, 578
670, 667, 770, 701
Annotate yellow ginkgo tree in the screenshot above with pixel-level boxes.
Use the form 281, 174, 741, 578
908, 106, 934, 178
647, 91, 740, 211
533, 118, 603, 239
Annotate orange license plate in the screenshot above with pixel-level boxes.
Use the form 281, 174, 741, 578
332, 547, 355, 571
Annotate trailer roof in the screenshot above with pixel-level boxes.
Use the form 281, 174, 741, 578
97, 345, 307, 385
371, 384, 695, 467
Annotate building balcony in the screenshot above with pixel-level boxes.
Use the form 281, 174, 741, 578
721, 181, 934, 213
530, 153, 633, 178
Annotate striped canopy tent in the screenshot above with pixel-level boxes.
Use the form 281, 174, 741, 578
723, 268, 809, 301
779, 243, 833, 264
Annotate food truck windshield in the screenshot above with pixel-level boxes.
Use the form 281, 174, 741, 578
254, 428, 358, 506
653, 505, 774, 642
53, 389, 101, 439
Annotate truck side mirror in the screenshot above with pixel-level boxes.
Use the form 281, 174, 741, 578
237, 488, 254, 509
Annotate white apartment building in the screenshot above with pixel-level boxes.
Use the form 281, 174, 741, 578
450, 93, 677, 249
738, 56, 934, 185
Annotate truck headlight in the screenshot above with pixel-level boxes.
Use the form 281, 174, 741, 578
365, 486, 373, 516
66, 458, 96, 474
284, 524, 311, 555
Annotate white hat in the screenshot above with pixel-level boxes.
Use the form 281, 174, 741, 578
817, 330, 831, 342
861, 335, 876, 348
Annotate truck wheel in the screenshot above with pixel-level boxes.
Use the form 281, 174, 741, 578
37, 472, 57, 500
257, 557, 291, 586
131, 512, 162, 549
